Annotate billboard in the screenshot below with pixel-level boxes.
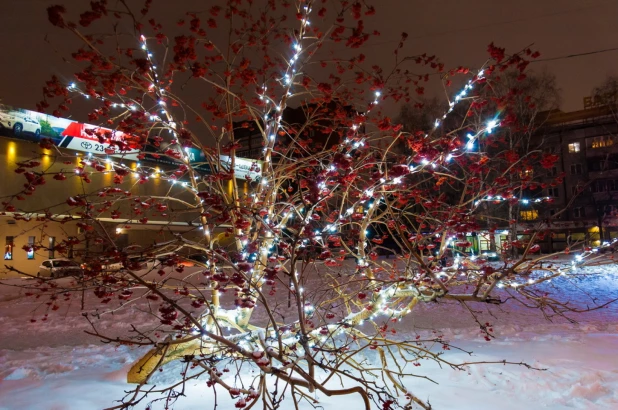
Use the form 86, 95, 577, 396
0, 103, 261, 180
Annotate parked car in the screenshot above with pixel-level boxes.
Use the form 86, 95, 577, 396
124, 255, 156, 270
153, 253, 207, 268
0, 111, 41, 137
82, 255, 157, 273
39, 259, 83, 278
99, 258, 124, 271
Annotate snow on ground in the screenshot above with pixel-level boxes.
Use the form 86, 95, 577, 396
1, 260, 618, 409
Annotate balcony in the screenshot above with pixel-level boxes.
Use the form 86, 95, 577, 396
586, 143, 618, 157
591, 191, 618, 202
589, 168, 618, 180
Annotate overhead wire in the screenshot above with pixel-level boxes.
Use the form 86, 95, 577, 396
359, 0, 617, 49
531, 47, 618, 63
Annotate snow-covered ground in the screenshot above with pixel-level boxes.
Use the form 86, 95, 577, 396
1, 260, 617, 409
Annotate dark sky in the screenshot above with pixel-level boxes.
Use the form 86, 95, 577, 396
0, 0, 616, 117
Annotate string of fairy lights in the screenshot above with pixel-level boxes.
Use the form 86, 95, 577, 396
57, 0, 617, 358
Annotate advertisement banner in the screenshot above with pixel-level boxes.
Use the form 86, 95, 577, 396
0, 103, 140, 156
0, 103, 261, 180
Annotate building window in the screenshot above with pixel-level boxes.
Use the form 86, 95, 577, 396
520, 169, 534, 179
48, 236, 56, 259
593, 180, 618, 192
591, 135, 614, 149
570, 164, 583, 175
568, 142, 580, 153
27, 236, 35, 260
520, 210, 538, 221
573, 207, 585, 218
548, 209, 560, 219
550, 167, 558, 177
571, 185, 586, 195
547, 187, 559, 197
4, 236, 14, 260
569, 232, 586, 242
592, 181, 601, 192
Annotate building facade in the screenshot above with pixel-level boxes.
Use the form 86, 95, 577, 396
479, 107, 618, 254
0, 136, 239, 277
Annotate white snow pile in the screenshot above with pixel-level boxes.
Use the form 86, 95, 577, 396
0, 263, 617, 409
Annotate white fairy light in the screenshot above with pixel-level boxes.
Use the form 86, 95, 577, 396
485, 120, 497, 134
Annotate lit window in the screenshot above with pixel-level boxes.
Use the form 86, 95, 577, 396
27, 236, 35, 260
520, 169, 534, 178
591, 136, 613, 149
520, 210, 538, 221
568, 142, 580, 153
4, 236, 13, 260
569, 232, 586, 241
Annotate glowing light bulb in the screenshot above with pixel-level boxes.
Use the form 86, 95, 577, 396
486, 119, 498, 133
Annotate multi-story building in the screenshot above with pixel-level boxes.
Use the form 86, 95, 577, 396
499, 106, 618, 253
236, 103, 618, 255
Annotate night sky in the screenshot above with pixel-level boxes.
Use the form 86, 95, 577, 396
0, 0, 616, 117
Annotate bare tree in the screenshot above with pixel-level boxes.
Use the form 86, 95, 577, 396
591, 75, 618, 119
399, 69, 562, 258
